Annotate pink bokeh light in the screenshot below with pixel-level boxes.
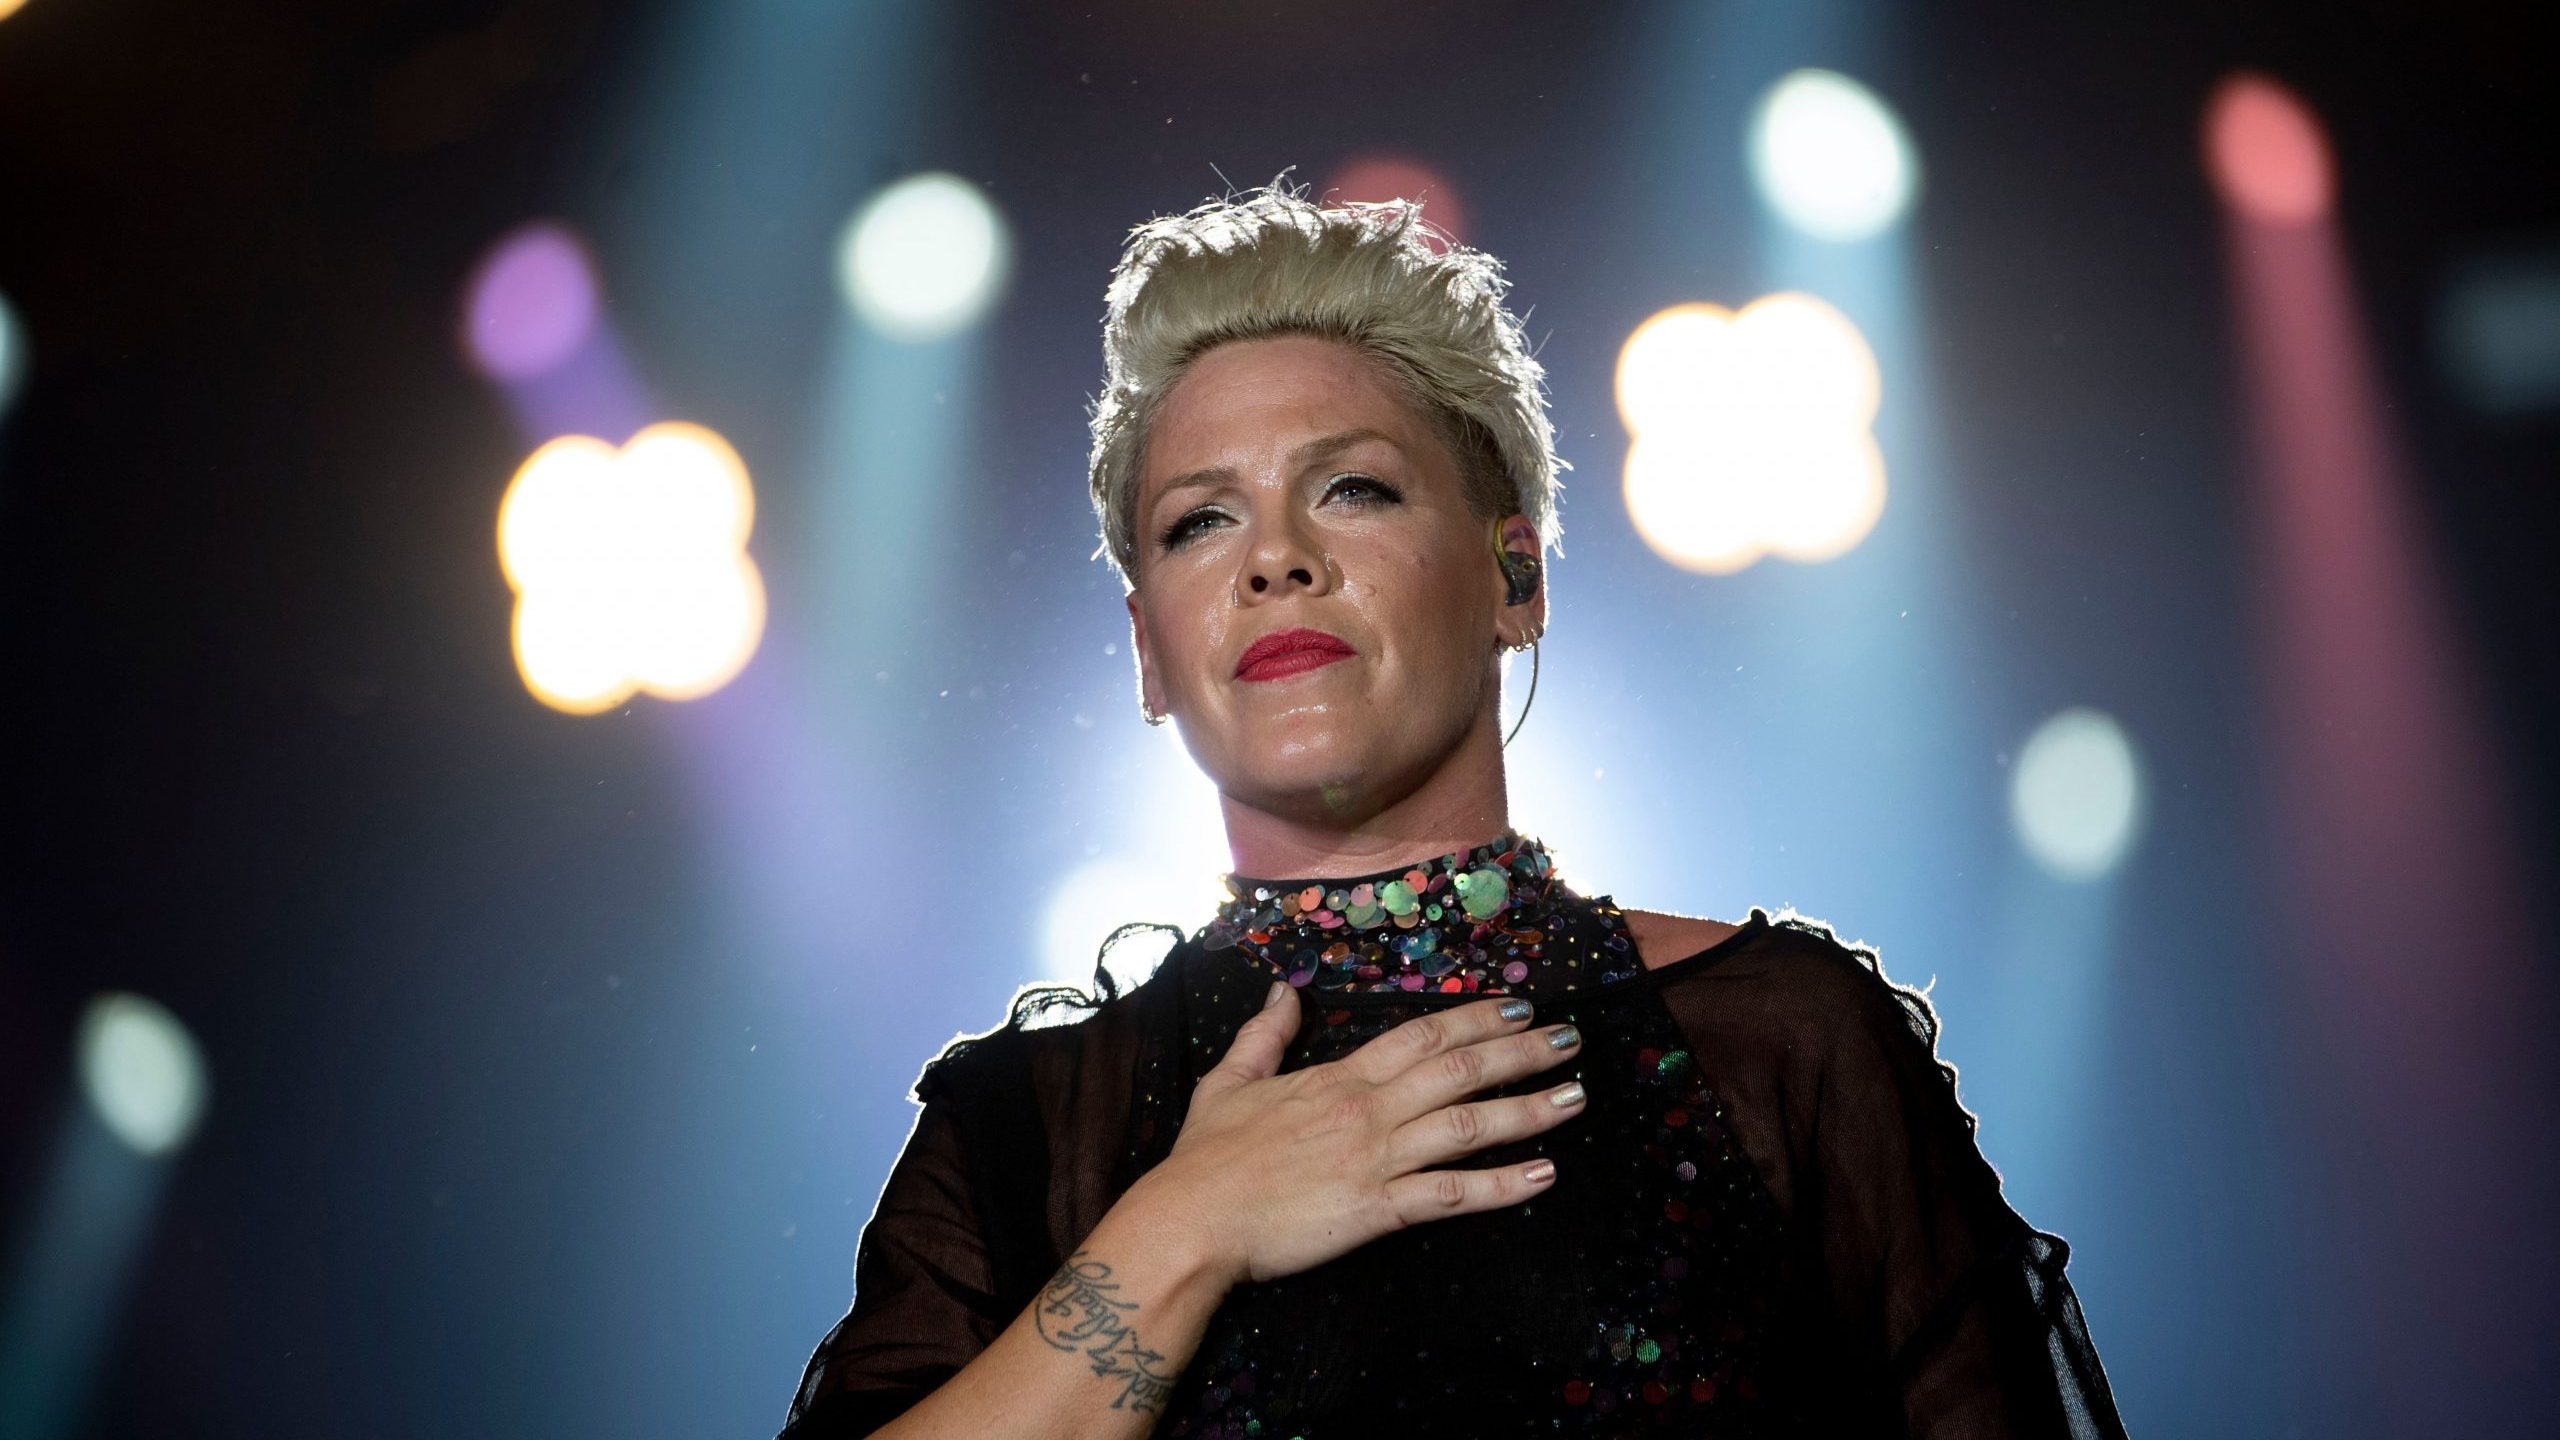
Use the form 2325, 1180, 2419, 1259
2203, 72, 2335, 226
2219, 82, 2547, 1413
1325, 155, 1466, 246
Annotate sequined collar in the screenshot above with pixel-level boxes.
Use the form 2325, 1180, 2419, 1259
1198, 831, 1643, 995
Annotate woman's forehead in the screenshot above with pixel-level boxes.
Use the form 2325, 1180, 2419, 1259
1143, 338, 1433, 488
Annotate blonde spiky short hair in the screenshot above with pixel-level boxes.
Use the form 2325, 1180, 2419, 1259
1086, 178, 1564, 589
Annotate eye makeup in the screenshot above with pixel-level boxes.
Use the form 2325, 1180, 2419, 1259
1152, 473, 1406, 552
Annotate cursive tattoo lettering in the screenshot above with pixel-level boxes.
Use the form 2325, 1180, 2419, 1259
1035, 1252, 1179, 1412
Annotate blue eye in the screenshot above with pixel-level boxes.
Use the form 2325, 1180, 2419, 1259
1156, 510, 1214, 550
1327, 473, 1404, 506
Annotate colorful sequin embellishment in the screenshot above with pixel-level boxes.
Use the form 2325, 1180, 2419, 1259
1197, 832, 1643, 995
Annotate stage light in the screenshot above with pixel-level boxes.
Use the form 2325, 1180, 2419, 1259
1032, 726, 1241, 990
2009, 707, 2145, 881
0, 0, 31, 22
1615, 294, 1885, 573
1616, 304, 1726, 437
2203, 72, 2333, 226
1038, 856, 1183, 994
1748, 69, 1919, 242
462, 221, 602, 382
1326, 155, 1466, 242
2436, 249, 2560, 414
498, 421, 766, 714
836, 172, 1010, 342
0, 289, 24, 417
76, 993, 208, 1158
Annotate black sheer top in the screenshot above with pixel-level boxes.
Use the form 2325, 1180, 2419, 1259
781, 835, 2129, 1437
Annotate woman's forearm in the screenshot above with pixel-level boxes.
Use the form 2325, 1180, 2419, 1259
872, 1175, 1231, 1440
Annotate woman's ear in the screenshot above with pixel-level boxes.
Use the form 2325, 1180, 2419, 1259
1495, 514, 1547, 647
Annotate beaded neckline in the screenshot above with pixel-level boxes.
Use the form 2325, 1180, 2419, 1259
1198, 831, 1643, 995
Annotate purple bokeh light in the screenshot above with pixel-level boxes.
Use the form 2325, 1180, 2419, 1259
462, 221, 600, 381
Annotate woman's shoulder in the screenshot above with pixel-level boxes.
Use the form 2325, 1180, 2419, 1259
1620, 906, 1749, 970
1621, 902, 1873, 977
908, 932, 1191, 1103
1623, 903, 1943, 1050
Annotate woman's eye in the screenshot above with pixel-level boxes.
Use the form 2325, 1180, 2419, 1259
1157, 509, 1223, 550
1155, 476, 1401, 551
1326, 473, 1403, 506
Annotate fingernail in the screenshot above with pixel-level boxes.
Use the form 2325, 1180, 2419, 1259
1264, 980, 1287, 1008
1523, 1159, 1556, 1184
1498, 999, 1533, 1022
1546, 1025, 1581, 1051
1548, 1081, 1586, 1107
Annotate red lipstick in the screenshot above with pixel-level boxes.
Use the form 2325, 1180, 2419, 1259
1234, 626, 1356, 682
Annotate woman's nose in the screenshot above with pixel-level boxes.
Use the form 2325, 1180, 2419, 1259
1242, 561, 1317, 596
1238, 527, 1333, 600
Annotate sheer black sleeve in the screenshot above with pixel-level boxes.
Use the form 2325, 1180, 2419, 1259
777, 1067, 1006, 1438
775, 946, 1177, 1439
1791, 935, 2130, 1437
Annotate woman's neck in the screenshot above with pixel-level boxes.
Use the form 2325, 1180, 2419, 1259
1217, 726, 1511, 880
1213, 681, 1515, 876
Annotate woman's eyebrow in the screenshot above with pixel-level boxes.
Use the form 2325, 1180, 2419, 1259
1153, 428, 1403, 506
1287, 427, 1400, 472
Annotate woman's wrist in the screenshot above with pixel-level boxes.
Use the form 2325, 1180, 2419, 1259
1105, 1167, 1242, 1299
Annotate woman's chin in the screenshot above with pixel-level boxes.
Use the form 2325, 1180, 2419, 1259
1217, 741, 1381, 812
1238, 716, 1364, 768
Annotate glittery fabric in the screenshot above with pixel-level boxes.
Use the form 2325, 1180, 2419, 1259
782, 855, 2131, 1439
1202, 831, 1644, 996
1134, 845, 1798, 1436
1145, 955, 1798, 1436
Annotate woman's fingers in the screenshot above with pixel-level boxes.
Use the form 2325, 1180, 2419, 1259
1339, 996, 1530, 1086
1378, 1020, 1584, 1121
1199, 980, 1301, 1094
1383, 1157, 1560, 1225
1384, 1078, 1588, 1173
1161, 991, 1581, 1286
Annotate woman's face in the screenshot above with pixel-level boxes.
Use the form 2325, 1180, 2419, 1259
1126, 333, 1544, 827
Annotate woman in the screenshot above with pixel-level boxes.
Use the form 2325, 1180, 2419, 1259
780, 183, 2130, 1438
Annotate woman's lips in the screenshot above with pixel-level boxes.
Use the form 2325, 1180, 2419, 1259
1234, 627, 1356, 682
1237, 648, 1352, 682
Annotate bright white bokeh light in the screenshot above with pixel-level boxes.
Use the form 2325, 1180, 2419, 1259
1748, 69, 1920, 242
0, 289, 24, 418
498, 422, 766, 714
1035, 728, 1237, 993
1616, 295, 1886, 574
837, 172, 1011, 341
2010, 707, 2147, 881
1040, 856, 1185, 994
78, 992, 209, 1157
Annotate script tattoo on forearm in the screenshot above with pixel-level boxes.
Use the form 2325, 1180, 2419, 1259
1034, 1251, 1179, 1413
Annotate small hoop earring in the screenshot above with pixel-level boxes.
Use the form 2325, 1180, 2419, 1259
1141, 700, 1167, 727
